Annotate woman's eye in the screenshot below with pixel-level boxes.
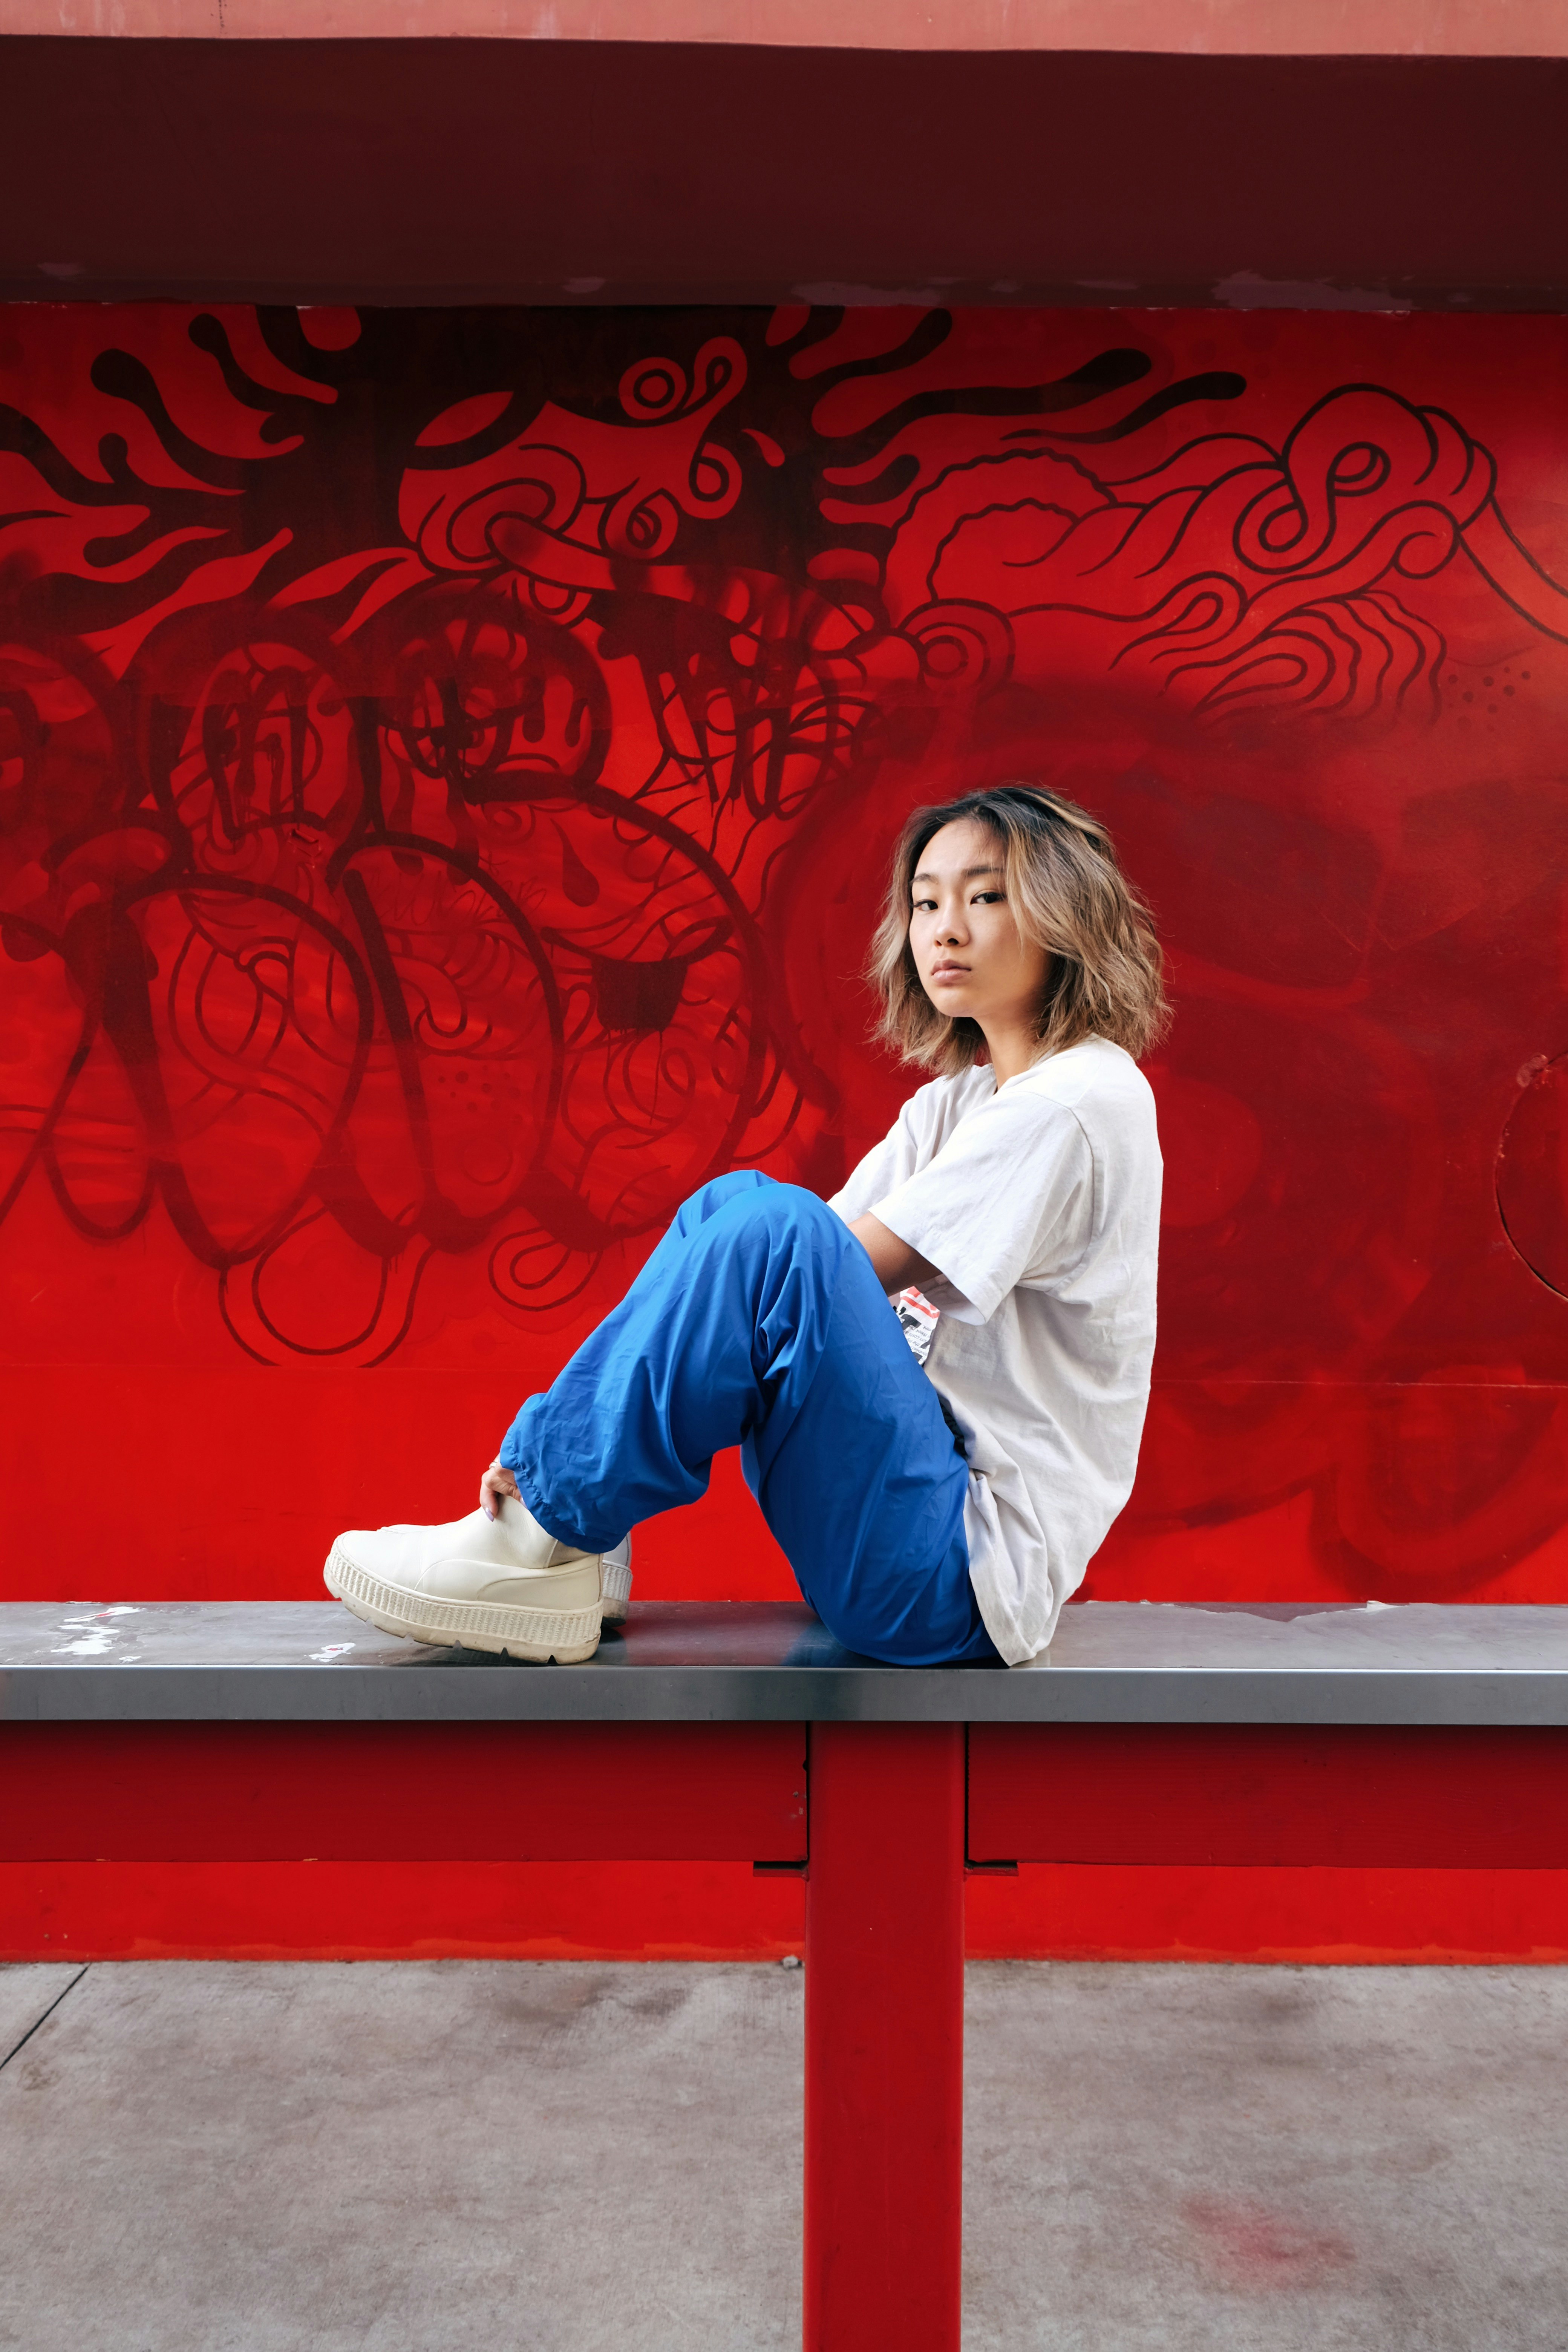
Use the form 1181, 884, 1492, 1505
974, 891, 1004, 905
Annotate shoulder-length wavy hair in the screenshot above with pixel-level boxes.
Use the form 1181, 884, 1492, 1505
869, 783, 1169, 1073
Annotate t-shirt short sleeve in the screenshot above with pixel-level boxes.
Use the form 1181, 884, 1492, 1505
871, 1085, 1096, 1325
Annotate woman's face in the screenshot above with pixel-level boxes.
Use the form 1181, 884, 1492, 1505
908, 818, 1052, 1043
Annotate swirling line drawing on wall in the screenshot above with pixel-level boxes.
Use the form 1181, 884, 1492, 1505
6, 300, 1568, 1597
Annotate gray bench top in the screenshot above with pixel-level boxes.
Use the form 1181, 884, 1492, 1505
3, 1599, 1568, 1724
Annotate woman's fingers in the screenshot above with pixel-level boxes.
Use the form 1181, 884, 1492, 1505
479, 1459, 520, 1519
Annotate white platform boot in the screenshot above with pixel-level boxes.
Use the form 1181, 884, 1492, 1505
324, 1495, 603, 1663
600, 1534, 633, 1626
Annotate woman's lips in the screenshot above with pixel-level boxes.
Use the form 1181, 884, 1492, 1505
929, 964, 969, 981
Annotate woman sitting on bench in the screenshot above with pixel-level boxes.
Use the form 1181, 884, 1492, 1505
326, 784, 1166, 1668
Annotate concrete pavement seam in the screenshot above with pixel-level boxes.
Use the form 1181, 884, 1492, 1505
0, 1966, 90, 2075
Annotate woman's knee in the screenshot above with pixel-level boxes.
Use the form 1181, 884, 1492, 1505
670, 1169, 775, 1236
713, 1177, 845, 1252
675, 1171, 844, 1246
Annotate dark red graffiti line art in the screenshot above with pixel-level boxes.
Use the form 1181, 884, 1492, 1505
5, 302, 1568, 1605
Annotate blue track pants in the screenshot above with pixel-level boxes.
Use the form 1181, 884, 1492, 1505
498, 1171, 999, 1666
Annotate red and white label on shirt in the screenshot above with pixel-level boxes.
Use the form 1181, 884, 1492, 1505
895, 1285, 940, 1364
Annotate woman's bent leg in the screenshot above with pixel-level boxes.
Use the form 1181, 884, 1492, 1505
498, 1173, 997, 1665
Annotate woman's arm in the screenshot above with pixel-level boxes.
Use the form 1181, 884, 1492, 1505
848, 1212, 938, 1297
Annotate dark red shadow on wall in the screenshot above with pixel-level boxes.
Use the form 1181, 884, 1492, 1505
3, 42, 1567, 308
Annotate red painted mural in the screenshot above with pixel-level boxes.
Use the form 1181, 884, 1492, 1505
4, 300, 1568, 1606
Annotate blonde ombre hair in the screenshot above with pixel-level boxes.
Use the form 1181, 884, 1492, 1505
869, 783, 1169, 1072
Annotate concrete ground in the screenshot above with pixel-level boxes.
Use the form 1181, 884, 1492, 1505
0, 1960, 1564, 2350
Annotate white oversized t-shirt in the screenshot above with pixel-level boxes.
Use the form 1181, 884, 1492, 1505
828, 1038, 1161, 1664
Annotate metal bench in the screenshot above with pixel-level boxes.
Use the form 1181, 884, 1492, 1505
5, 1597, 1567, 2352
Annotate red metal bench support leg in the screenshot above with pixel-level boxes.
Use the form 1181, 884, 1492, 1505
803, 1720, 965, 2352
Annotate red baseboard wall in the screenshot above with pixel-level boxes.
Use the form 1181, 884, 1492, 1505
6, 1861, 1566, 1967
965, 1866, 1568, 1966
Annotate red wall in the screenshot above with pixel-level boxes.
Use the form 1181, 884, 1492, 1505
5, 300, 1568, 1957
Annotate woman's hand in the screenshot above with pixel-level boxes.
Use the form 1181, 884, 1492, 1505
479, 1459, 521, 1520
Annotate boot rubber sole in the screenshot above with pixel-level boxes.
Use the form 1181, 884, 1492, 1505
325, 1546, 602, 1663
